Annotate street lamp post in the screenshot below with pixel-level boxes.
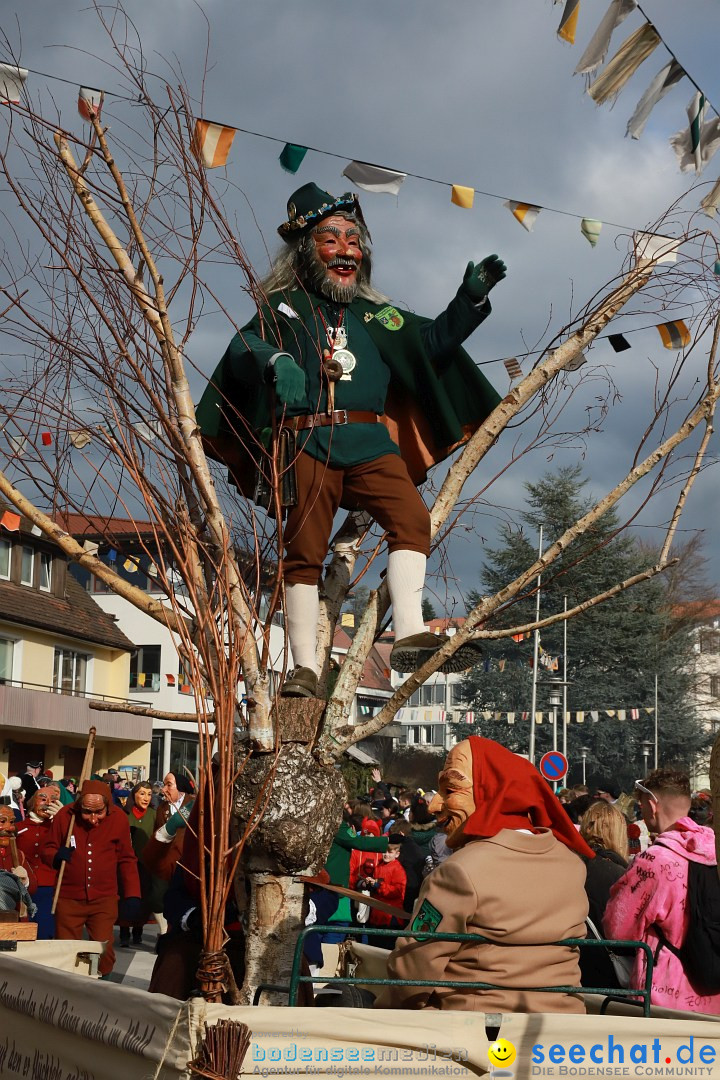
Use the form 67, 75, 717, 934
641, 739, 653, 776
580, 745, 591, 785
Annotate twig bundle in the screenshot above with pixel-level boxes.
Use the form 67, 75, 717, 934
188, 1020, 251, 1079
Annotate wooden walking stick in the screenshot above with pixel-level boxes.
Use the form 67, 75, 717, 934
51, 726, 96, 914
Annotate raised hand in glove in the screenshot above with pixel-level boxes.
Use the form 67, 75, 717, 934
52, 846, 74, 869
11, 866, 29, 887
271, 353, 306, 408
117, 896, 143, 924
46, 799, 63, 818
462, 255, 507, 302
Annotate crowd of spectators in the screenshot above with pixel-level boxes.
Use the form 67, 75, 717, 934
0, 759, 196, 979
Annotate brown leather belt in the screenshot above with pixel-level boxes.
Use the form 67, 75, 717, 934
281, 410, 379, 431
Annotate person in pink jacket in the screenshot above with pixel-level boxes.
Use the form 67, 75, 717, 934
603, 766, 720, 1014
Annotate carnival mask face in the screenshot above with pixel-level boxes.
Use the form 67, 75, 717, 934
302, 215, 364, 303
0, 806, 16, 845
133, 786, 152, 811
428, 741, 476, 850
78, 794, 107, 828
30, 790, 54, 819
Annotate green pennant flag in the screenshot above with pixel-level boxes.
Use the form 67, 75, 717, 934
279, 143, 308, 174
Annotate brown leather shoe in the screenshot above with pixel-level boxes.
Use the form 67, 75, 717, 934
390, 632, 483, 674
281, 666, 319, 698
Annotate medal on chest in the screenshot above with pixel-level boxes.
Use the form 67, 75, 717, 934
323, 312, 356, 380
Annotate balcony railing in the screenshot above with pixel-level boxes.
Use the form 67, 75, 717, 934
0, 677, 151, 707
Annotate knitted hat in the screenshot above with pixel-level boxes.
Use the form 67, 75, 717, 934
277, 183, 365, 240
79, 780, 111, 806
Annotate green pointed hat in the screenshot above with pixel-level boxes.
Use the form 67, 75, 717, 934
277, 182, 365, 240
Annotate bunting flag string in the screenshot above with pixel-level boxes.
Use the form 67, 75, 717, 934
5, 60, 720, 247
558, 0, 720, 202
460, 706, 655, 724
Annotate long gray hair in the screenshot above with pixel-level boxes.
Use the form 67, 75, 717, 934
260, 212, 389, 304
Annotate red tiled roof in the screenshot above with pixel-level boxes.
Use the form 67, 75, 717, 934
56, 512, 158, 541
426, 617, 465, 632
671, 599, 720, 622
0, 575, 134, 652
332, 627, 353, 650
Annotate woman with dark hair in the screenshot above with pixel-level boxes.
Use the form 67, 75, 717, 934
118, 781, 162, 946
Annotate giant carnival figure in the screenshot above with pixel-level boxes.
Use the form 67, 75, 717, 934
198, 183, 506, 697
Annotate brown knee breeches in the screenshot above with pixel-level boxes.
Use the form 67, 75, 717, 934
283, 452, 430, 586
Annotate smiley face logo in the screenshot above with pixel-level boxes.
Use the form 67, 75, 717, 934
488, 1039, 516, 1069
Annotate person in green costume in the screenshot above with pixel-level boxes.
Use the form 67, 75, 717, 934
197, 183, 506, 697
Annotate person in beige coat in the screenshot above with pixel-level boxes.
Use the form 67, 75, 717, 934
375, 736, 592, 1013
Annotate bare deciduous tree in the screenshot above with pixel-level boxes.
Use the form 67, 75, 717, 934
1, 8, 719, 999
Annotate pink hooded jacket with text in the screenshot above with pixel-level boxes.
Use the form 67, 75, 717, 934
603, 815, 720, 1013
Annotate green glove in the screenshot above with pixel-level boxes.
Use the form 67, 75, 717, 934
462, 255, 507, 302
272, 353, 306, 407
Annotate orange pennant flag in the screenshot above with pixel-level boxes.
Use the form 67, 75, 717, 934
0, 510, 20, 531
192, 119, 236, 168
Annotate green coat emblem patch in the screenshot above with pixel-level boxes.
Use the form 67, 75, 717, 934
375, 305, 404, 330
410, 898, 443, 939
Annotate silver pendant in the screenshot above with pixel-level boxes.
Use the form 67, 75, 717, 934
333, 348, 357, 380
327, 326, 348, 350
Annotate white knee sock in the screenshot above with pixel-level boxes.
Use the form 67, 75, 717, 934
285, 583, 320, 673
387, 550, 428, 641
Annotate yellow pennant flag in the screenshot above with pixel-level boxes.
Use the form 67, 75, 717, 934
341, 612, 355, 627
557, 0, 580, 44
657, 320, 690, 349
192, 119, 237, 168
451, 184, 475, 209
123, 557, 138, 573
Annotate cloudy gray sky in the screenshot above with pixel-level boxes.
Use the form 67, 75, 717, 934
4, 0, 720, 607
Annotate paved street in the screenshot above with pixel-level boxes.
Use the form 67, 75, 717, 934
105, 923, 159, 991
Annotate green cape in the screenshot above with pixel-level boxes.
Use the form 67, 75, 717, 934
196, 290, 502, 499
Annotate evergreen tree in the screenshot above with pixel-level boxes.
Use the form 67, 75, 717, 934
422, 596, 438, 621
450, 467, 710, 790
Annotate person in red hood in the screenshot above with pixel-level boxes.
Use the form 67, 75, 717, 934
375, 736, 592, 1013
604, 767, 720, 1013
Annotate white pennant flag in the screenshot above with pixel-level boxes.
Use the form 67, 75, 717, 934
504, 201, 541, 231
0, 64, 28, 105
701, 176, 720, 218
575, 0, 637, 76
669, 94, 720, 174
633, 231, 681, 264
342, 161, 406, 195
626, 60, 684, 140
